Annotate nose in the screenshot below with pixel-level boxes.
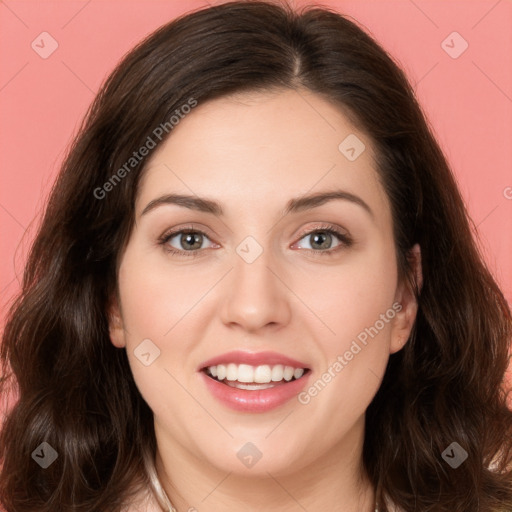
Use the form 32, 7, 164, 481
218, 245, 292, 333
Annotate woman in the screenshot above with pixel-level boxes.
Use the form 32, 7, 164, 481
1, 1, 511, 511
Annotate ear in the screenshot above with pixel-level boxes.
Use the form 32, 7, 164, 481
108, 295, 127, 349
390, 243, 423, 354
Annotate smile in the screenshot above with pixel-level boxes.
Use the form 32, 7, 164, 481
200, 364, 312, 412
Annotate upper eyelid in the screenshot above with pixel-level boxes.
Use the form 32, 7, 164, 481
295, 223, 348, 238
160, 224, 215, 242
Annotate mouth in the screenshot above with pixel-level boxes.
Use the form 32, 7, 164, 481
199, 363, 312, 413
197, 351, 313, 412
201, 364, 311, 390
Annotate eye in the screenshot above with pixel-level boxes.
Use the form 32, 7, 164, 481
293, 224, 352, 255
158, 226, 217, 257
158, 223, 352, 258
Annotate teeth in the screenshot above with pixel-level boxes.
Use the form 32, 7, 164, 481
225, 381, 276, 390
271, 364, 284, 382
226, 363, 238, 381
206, 363, 306, 383
283, 366, 294, 381
255, 365, 272, 382
216, 364, 226, 380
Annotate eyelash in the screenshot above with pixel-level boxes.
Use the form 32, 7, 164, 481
158, 223, 353, 258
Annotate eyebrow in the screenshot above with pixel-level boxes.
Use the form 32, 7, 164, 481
140, 189, 374, 219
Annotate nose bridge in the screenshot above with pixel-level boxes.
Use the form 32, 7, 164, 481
219, 234, 291, 331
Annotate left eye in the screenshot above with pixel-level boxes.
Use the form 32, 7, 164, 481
294, 228, 347, 251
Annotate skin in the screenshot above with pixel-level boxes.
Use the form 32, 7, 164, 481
109, 88, 422, 512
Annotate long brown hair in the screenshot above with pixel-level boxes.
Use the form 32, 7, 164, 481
1, 1, 511, 511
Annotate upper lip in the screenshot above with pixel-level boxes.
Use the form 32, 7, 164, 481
198, 350, 310, 371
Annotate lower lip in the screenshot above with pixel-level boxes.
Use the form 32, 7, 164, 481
199, 370, 312, 413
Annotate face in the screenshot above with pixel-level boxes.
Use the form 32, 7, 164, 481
109, 88, 420, 479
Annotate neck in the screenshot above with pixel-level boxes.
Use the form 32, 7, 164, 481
154, 415, 375, 512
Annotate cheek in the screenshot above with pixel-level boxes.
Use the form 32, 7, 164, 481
117, 245, 211, 338
116, 244, 218, 395
297, 240, 398, 413
299, 238, 398, 344
116, 248, 201, 415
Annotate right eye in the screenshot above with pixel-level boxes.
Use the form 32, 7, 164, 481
160, 228, 217, 257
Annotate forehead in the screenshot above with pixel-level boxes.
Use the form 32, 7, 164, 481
137, 88, 390, 225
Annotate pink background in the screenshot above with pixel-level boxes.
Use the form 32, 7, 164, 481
1, 1, 511, 362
